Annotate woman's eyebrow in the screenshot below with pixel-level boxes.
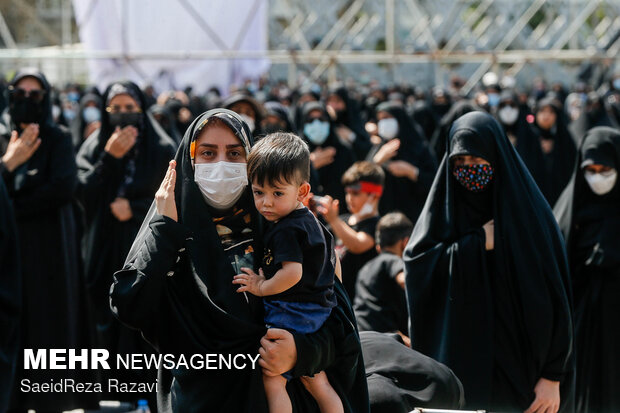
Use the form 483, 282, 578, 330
226, 144, 243, 149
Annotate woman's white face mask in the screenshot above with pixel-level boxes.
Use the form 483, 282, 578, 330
584, 169, 617, 195
498, 106, 519, 125
378, 118, 399, 140
194, 161, 248, 210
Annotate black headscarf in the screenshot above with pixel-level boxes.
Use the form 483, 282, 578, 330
4, 68, 54, 130
223, 93, 265, 135
368, 101, 437, 224
553, 127, 620, 413
404, 112, 574, 411
112, 108, 370, 412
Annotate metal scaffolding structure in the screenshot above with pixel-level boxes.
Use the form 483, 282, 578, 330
0, 0, 619, 87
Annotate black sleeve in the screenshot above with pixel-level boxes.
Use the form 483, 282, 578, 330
356, 217, 378, 237
388, 258, 404, 280
76, 136, 122, 202
110, 215, 192, 346
271, 227, 304, 265
12, 131, 77, 218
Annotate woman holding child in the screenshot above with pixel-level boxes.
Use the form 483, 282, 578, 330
110, 109, 369, 412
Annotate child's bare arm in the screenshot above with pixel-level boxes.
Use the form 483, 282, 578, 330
233, 262, 302, 297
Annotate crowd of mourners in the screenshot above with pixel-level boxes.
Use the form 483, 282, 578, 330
0, 62, 619, 413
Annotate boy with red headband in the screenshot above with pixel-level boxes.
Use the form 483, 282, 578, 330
317, 161, 385, 301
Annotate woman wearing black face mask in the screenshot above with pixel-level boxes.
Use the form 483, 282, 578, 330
0, 68, 98, 412
76, 81, 176, 406
404, 112, 575, 413
554, 127, 620, 413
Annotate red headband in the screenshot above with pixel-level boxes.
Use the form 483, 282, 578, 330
346, 181, 383, 196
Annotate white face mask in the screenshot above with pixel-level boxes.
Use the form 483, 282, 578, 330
378, 118, 399, 140
194, 161, 248, 210
584, 169, 617, 195
498, 106, 519, 125
240, 114, 255, 133
356, 201, 375, 217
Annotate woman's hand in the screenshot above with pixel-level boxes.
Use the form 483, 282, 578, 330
387, 160, 419, 181
259, 328, 298, 377
310, 146, 336, 169
110, 197, 133, 222
525, 377, 560, 413
104, 126, 138, 159
232, 267, 266, 296
483, 219, 494, 251
1, 126, 41, 172
155, 160, 178, 222
373, 138, 400, 164
316, 195, 340, 224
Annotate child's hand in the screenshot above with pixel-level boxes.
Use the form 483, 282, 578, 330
233, 267, 266, 296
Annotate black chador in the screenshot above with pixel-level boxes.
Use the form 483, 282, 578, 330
554, 127, 620, 413
404, 111, 575, 412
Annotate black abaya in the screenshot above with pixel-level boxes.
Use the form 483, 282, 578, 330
554, 127, 620, 413
404, 111, 575, 412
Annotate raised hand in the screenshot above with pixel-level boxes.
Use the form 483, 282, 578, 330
1, 125, 41, 172
155, 160, 178, 221
104, 125, 138, 159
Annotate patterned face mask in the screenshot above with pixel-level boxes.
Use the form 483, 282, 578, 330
453, 164, 495, 192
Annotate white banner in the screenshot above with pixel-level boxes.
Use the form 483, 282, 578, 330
72, 0, 270, 95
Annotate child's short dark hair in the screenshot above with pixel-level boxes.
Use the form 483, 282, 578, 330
376, 212, 414, 249
341, 161, 385, 187
247, 132, 310, 187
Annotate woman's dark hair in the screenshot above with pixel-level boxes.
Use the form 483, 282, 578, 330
376, 212, 413, 248
247, 132, 310, 187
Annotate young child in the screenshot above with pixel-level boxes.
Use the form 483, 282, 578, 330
316, 161, 385, 301
233, 132, 344, 413
353, 212, 413, 347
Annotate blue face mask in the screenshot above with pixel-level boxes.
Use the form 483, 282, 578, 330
67, 91, 80, 103
63, 108, 76, 122
487, 93, 500, 108
613, 78, 620, 91
82, 106, 101, 123
304, 119, 330, 145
